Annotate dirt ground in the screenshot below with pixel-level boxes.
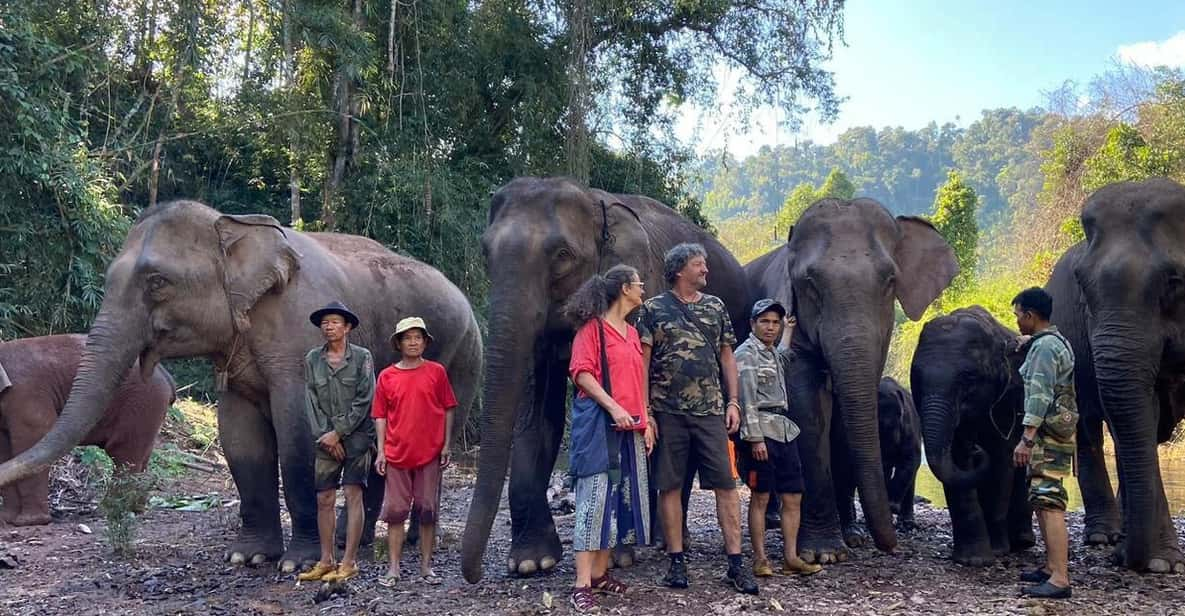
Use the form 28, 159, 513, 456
3, 449, 1185, 615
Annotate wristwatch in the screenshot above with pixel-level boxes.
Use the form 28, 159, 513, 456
1021, 436, 1036, 448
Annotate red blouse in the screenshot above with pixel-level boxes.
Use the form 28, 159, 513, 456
568, 319, 647, 430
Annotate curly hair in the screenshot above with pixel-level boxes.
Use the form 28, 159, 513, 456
562, 264, 639, 328
663, 242, 707, 285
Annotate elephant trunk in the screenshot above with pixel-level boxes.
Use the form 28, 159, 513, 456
827, 344, 897, 552
461, 290, 544, 583
0, 305, 147, 485
1091, 319, 1160, 571
920, 394, 988, 489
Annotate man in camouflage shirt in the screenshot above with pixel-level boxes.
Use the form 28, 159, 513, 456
736, 299, 821, 578
637, 242, 758, 595
298, 301, 376, 585
1012, 287, 1075, 599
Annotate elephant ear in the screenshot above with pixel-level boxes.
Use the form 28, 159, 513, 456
893, 216, 959, 320
0, 361, 10, 395
587, 190, 652, 279
215, 214, 301, 333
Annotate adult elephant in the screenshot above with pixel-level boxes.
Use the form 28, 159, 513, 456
460, 177, 750, 583
911, 306, 1035, 565
745, 197, 957, 563
1045, 178, 1185, 573
0, 200, 483, 573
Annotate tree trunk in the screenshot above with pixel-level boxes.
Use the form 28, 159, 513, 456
322, 0, 364, 231
565, 0, 591, 184
242, 0, 255, 86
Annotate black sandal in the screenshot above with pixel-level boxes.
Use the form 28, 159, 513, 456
591, 573, 628, 594
1019, 568, 1050, 583
570, 586, 598, 612
1021, 581, 1071, 599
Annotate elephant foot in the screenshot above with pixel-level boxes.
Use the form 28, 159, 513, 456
612, 544, 636, 568
10, 511, 52, 527
226, 533, 284, 568
507, 528, 562, 576
279, 537, 322, 574
1083, 524, 1121, 546
842, 524, 868, 548
951, 540, 994, 567
895, 518, 917, 534
798, 531, 850, 564
1112, 542, 1185, 574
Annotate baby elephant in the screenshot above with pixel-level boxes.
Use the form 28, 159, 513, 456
878, 376, 921, 530
912, 306, 1035, 565
0, 334, 175, 525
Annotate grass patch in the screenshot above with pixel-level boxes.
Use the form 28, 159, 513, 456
163, 398, 219, 451
97, 467, 154, 558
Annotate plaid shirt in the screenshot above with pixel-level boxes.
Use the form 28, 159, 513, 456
735, 334, 799, 443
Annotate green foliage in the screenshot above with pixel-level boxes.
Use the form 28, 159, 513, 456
1081, 123, 1180, 192
930, 171, 978, 290
97, 467, 154, 558
774, 182, 819, 238
716, 213, 778, 264
818, 168, 856, 200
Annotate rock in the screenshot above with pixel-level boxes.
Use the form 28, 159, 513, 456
0, 551, 18, 569
77, 524, 92, 535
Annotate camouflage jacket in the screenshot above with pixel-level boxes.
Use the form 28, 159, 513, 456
304, 342, 377, 458
735, 335, 799, 443
1020, 326, 1076, 433
637, 291, 737, 416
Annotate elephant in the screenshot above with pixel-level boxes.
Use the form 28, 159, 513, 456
0, 334, 175, 526
744, 197, 958, 563
460, 177, 751, 583
910, 306, 1036, 565
876, 376, 920, 530
0, 200, 483, 573
1045, 178, 1185, 573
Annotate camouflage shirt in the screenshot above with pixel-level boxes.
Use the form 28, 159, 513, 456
304, 342, 377, 458
637, 291, 736, 416
735, 335, 800, 443
1020, 327, 1076, 430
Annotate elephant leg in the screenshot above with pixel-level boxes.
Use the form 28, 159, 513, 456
1006, 467, 1035, 551
978, 443, 1014, 556
0, 428, 19, 524
1077, 415, 1121, 545
897, 470, 917, 532
506, 353, 565, 576
218, 390, 285, 567
7, 423, 51, 526
788, 359, 847, 564
946, 483, 992, 566
269, 386, 323, 573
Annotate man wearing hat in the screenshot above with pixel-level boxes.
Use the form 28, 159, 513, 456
298, 301, 376, 584
735, 298, 822, 578
371, 316, 458, 587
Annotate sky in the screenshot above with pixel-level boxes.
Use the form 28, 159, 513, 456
676, 1, 1185, 159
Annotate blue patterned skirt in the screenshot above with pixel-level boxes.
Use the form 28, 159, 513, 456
573, 430, 650, 552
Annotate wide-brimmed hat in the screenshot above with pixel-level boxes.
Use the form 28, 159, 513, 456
389, 316, 434, 347
309, 300, 360, 328
750, 298, 787, 320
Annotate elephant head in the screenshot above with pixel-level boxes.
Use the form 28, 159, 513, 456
1071, 178, 1185, 570
911, 307, 1022, 489
0, 202, 298, 486
786, 198, 958, 551
461, 177, 654, 582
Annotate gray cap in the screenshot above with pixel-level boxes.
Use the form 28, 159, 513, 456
750, 298, 787, 320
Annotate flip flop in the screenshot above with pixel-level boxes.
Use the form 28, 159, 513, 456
421, 572, 443, 585
378, 573, 400, 589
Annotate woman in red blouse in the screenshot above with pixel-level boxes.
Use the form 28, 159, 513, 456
564, 264, 654, 612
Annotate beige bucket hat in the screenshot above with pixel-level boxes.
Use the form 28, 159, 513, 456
389, 316, 434, 347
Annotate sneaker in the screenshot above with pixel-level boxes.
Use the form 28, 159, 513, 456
726, 565, 759, 595
663, 559, 690, 589
783, 557, 823, 576
752, 558, 774, 577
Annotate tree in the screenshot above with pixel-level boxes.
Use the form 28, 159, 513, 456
775, 182, 819, 239
818, 167, 855, 199
930, 171, 978, 289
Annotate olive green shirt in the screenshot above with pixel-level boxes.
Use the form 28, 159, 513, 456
304, 342, 376, 458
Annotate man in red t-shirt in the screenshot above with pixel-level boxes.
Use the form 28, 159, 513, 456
372, 317, 458, 587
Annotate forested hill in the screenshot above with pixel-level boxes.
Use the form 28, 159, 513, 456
692, 107, 1046, 225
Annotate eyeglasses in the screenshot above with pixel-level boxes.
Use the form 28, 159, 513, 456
629, 281, 645, 287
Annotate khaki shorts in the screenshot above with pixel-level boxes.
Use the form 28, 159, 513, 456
315, 449, 372, 492
1027, 435, 1075, 511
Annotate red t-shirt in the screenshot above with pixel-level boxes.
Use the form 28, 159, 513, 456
568, 319, 647, 430
371, 360, 459, 469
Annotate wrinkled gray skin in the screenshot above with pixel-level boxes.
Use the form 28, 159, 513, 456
0, 201, 482, 573
911, 306, 1036, 565
745, 197, 957, 563
461, 177, 750, 583
0, 334, 175, 526
875, 376, 921, 531
1046, 178, 1185, 573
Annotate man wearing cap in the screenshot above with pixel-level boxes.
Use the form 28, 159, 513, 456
735, 299, 822, 578
298, 301, 376, 584
372, 317, 458, 587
